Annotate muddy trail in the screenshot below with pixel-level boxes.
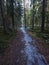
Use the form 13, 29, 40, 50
20, 27, 48, 65
0, 27, 48, 65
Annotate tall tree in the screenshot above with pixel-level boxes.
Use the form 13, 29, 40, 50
41, 0, 46, 32
10, 0, 15, 29
31, 0, 35, 30
0, 0, 6, 33
24, 0, 26, 28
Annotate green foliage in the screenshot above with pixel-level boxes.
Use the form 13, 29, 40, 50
45, 11, 49, 16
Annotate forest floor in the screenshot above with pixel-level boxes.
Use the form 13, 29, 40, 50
0, 27, 49, 65
29, 32, 49, 63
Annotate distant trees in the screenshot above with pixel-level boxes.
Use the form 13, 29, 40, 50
0, 0, 48, 33
0, 0, 22, 33
30, 0, 48, 33
30, 0, 38, 30
14, 1, 22, 28
0, 0, 8, 33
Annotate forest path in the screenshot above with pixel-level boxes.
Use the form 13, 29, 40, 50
0, 27, 48, 65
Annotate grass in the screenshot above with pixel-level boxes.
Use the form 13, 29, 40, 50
0, 31, 16, 53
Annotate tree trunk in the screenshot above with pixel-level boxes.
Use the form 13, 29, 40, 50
41, 0, 45, 32
32, 12, 34, 30
24, 0, 26, 28
32, 1, 34, 30
0, 0, 6, 33
11, 0, 15, 29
